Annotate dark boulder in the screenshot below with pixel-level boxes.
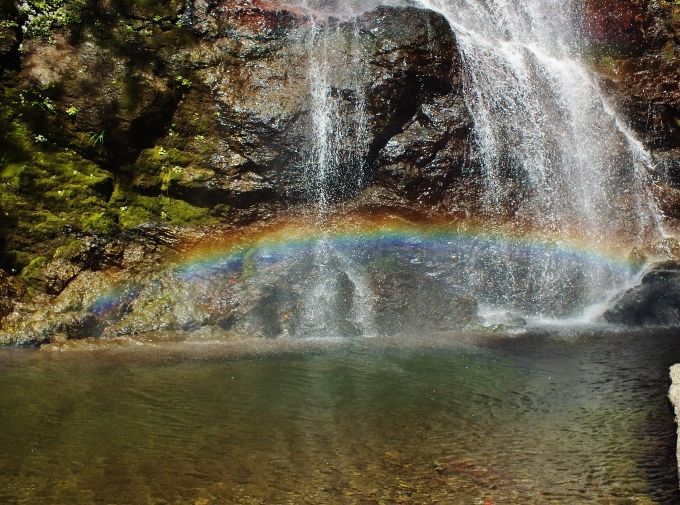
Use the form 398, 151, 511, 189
603, 261, 680, 326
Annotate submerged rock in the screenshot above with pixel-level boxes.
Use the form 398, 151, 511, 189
603, 261, 680, 326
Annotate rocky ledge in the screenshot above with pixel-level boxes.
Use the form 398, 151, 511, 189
669, 364, 680, 486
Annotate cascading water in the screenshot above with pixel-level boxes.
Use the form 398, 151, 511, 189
243, 0, 667, 338
412, 0, 665, 320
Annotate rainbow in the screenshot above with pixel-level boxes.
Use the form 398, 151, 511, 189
90, 210, 641, 316
173, 210, 640, 274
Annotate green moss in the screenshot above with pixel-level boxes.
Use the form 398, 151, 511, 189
54, 239, 86, 260
111, 185, 216, 229
20, 256, 47, 290
132, 146, 194, 176
118, 203, 155, 229
661, 42, 677, 63
13, 251, 36, 271
160, 196, 211, 224
0, 143, 117, 271
81, 211, 117, 234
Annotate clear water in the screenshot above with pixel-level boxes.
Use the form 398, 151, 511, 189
0, 330, 678, 504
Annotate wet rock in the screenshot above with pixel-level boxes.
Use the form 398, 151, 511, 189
233, 281, 300, 338
368, 256, 478, 334
655, 148, 680, 188
582, 0, 647, 55
603, 261, 680, 326
102, 273, 210, 337
374, 93, 472, 203
190, 4, 462, 202
1, 310, 103, 346
587, 0, 680, 152
42, 258, 82, 295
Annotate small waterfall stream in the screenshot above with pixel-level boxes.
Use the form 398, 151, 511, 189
296, 5, 376, 337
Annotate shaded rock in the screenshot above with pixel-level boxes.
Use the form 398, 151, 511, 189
1, 310, 103, 346
588, 0, 680, 151
374, 93, 472, 203
0, 269, 16, 321
603, 261, 680, 326
582, 0, 647, 55
655, 148, 680, 188
0, 24, 17, 60
19, 27, 184, 164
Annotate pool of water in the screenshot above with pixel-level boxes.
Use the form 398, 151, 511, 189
0, 330, 678, 504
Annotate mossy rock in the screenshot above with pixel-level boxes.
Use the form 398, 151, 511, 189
0, 145, 116, 271
20, 256, 47, 291
111, 185, 217, 229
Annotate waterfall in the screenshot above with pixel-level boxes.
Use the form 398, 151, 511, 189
413, 0, 664, 319
268, 0, 666, 334
303, 10, 370, 209
294, 4, 376, 337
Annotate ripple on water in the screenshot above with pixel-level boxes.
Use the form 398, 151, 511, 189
0, 329, 678, 504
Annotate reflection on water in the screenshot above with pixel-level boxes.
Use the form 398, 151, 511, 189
0, 330, 678, 504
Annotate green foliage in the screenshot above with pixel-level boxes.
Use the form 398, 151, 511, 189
175, 75, 192, 89
17, 0, 86, 39
18, 89, 57, 114
87, 130, 105, 146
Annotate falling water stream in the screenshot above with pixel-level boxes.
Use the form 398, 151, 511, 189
296, 4, 377, 337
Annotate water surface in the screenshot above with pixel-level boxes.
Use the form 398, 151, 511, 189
0, 330, 678, 504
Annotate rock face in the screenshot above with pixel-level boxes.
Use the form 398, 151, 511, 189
1, 0, 680, 344
0, 229, 480, 345
603, 261, 680, 326
584, 0, 680, 197
0, 0, 470, 275
668, 364, 680, 487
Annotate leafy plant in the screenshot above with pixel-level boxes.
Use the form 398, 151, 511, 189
175, 75, 192, 89
87, 130, 105, 146
17, 0, 86, 39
